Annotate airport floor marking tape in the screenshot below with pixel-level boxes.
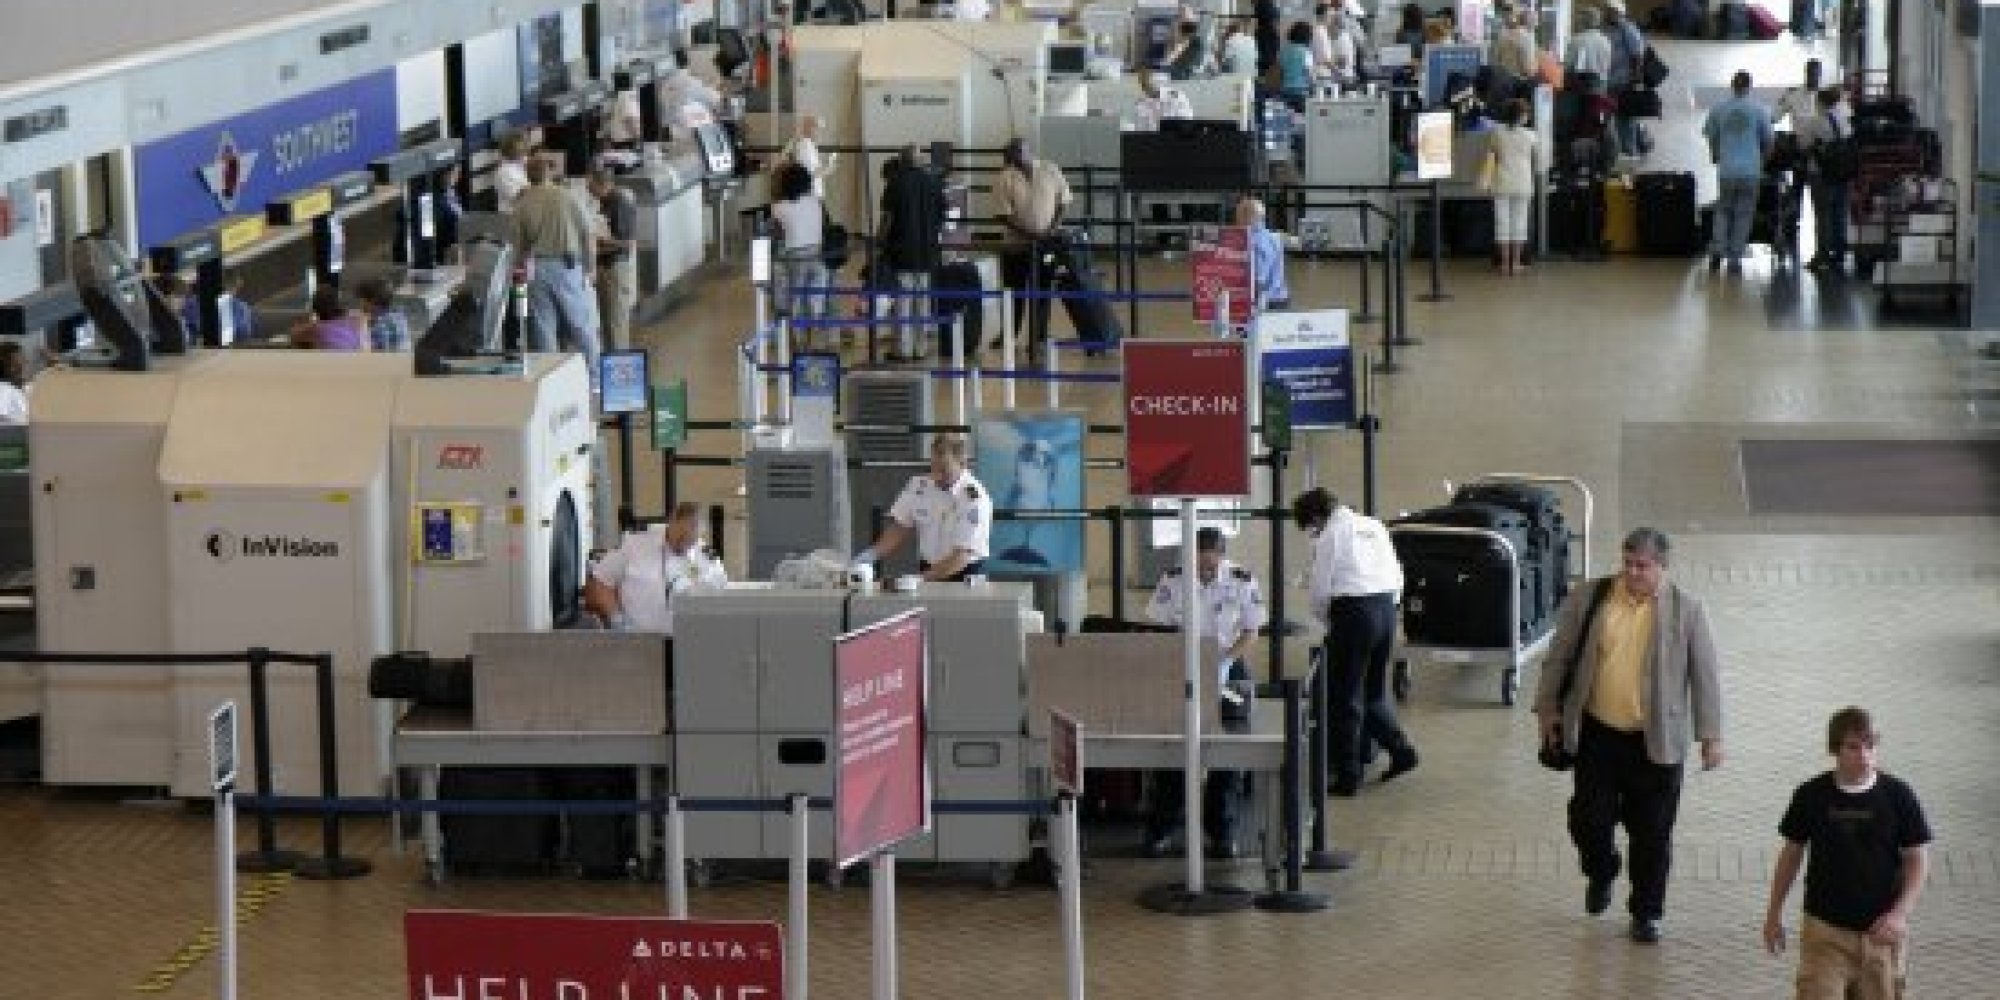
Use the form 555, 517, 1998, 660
129, 873, 292, 993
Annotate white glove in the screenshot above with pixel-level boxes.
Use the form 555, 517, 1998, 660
607, 612, 631, 632
852, 548, 879, 566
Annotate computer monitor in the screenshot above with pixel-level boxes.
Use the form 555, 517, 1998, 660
1047, 41, 1088, 78
716, 28, 752, 79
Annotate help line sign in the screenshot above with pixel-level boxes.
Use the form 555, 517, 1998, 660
404, 911, 784, 1000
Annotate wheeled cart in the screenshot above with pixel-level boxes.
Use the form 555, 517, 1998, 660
1389, 474, 1594, 706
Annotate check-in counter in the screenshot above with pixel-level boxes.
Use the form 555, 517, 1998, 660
617, 156, 709, 313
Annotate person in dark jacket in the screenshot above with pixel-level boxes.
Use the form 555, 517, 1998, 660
877, 146, 946, 362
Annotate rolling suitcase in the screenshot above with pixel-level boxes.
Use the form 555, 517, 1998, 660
1603, 179, 1641, 253
555, 767, 637, 878
1634, 171, 1700, 256
1449, 199, 1496, 258
1042, 231, 1123, 348
439, 767, 558, 874
1548, 174, 1605, 258
1391, 503, 1536, 648
1449, 483, 1571, 632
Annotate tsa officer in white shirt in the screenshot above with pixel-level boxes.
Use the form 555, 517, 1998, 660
854, 432, 993, 582
584, 501, 729, 635
1295, 486, 1419, 796
1140, 526, 1266, 858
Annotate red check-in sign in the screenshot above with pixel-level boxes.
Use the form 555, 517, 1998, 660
1124, 340, 1251, 499
834, 609, 930, 868
405, 911, 783, 1000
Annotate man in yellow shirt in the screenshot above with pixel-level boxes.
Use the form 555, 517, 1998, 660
1533, 527, 1724, 945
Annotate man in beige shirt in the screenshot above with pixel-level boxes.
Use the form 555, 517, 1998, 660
991, 137, 1071, 357
510, 158, 603, 377
1534, 527, 1724, 945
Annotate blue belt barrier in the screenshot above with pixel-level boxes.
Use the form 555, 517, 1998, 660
754, 363, 1120, 383
239, 794, 1051, 818
785, 315, 947, 328
792, 284, 1186, 303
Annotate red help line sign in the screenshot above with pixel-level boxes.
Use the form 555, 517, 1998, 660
404, 911, 783, 1000
1191, 225, 1253, 325
834, 608, 930, 868
1123, 340, 1252, 499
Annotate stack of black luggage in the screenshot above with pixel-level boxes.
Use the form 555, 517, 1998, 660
1389, 482, 1573, 650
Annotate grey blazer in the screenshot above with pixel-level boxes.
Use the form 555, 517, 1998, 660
1533, 576, 1723, 766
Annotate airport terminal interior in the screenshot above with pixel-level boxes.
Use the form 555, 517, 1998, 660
0, 1, 1996, 999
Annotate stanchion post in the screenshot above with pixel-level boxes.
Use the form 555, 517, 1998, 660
1360, 367, 1380, 517
777, 317, 794, 426
1391, 230, 1421, 349
1046, 337, 1061, 409
788, 794, 811, 1000
665, 795, 688, 919
237, 647, 300, 873
1303, 647, 1348, 872
952, 315, 968, 426
216, 775, 238, 1000
1265, 449, 1286, 684
1419, 180, 1451, 302
617, 413, 637, 533
1253, 678, 1328, 912
871, 852, 898, 1000
709, 504, 728, 564
1180, 499, 1205, 895
663, 448, 678, 514
1057, 793, 1086, 1000
1001, 297, 1018, 410
294, 653, 370, 879
1375, 252, 1401, 376
1107, 505, 1126, 623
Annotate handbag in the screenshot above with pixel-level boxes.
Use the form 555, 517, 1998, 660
1475, 146, 1499, 193
1537, 578, 1614, 771
819, 205, 850, 270
1640, 45, 1670, 89
1619, 87, 1663, 119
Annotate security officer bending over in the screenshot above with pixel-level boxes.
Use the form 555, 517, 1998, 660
854, 433, 993, 582
1141, 527, 1265, 859
584, 501, 729, 634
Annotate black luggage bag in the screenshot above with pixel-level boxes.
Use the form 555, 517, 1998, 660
555, 767, 637, 878
1391, 503, 1537, 648
439, 767, 558, 874
1547, 173, 1605, 258
1042, 230, 1123, 348
1634, 171, 1701, 256
1449, 483, 1572, 630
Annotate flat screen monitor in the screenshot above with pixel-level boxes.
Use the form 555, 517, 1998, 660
1047, 42, 1088, 78
598, 349, 652, 415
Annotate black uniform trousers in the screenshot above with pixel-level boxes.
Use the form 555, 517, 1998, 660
1569, 714, 1685, 920
1324, 592, 1412, 787
1000, 245, 1052, 352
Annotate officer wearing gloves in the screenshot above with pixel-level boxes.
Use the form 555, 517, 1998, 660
854, 433, 992, 583
1140, 527, 1266, 859
583, 501, 728, 634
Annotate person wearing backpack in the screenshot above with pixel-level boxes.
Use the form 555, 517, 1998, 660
1796, 87, 1856, 274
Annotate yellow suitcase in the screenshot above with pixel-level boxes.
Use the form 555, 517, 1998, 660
1603, 180, 1641, 254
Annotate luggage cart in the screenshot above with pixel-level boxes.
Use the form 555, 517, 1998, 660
1389, 473, 1594, 707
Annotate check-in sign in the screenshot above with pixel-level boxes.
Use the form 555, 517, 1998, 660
1123, 340, 1251, 499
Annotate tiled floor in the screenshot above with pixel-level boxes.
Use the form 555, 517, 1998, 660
4, 32, 1999, 1000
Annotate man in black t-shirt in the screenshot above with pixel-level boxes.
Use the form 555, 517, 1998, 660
1763, 707, 1932, 1000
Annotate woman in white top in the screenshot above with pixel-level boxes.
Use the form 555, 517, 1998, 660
778, 114, 827, 199
768, 161, 829, 338
1487, 98, 1542, 276
1219, 22, 1260, 77
494, 132, 532, 213
583, 502, 729, 635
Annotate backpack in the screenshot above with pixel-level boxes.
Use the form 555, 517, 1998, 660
1815, 132, 1860, 183
1640, 46, 1669, 89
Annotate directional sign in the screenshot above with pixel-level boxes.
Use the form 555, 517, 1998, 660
1191, 225, 1253, 325
1256, 309, 1356, 430
1123, 340, 1252, 499
405, 912, 784, 1000
651, 380, 688, 451
1049, 709, 1084, 797
833, 609, 930, 868
209, 701, 237, 792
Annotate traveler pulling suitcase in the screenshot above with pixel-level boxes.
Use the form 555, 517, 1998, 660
1041, 229, 1123, 348
1634, 171, 1700, 256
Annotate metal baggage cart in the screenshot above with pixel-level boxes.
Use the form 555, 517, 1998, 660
1389, 473, 1594, 706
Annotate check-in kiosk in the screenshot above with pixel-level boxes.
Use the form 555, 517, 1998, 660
540, 82, 613, 178
0, 282, 87, 354
267, 170, 376, 296
148, 229, 225, 348
615, 57, 669, 147
370, 139, 461, 272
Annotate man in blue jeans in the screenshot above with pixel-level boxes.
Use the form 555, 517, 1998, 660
1702, 70, 1774, 275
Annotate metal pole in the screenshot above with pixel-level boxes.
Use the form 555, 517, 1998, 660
617, 413, 637, 532
295, 654, 369, 879
1046, 337, 1061, 410
216, 783, 238, 1000
1180, 498, 1205, 895
1375, 244, 1400, 375
871, 851, 898, 1000
1419, 180, 1450, 302
1391, 235, 1420, 348
788, 794, 810, 1000
238, 648, 295, 873
1108, 505, 1126, 623
665, 795, 689, 919
709, 504, 728, 564
1001, 297, 1017, 410
1058, 794, 1086, 1000
952, 314, 968, 426
777, 316, 794, 426
1360, 366, 1379, 517
664, 448, 679, 514
1122, 193, 1139, 342
1266, 448, 1285, 685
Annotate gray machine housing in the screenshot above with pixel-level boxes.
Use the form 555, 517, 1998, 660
672, 582, 1036, 872
746, 439, 852, 579
844, 371, 930, 580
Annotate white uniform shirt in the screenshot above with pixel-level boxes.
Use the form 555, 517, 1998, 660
887, 470, 993, 566
0, 382, 29, 424
591, 528, 729, 634
1146, 559, 1268, 679
1775, 86, 1819, 131
1566, 28, 1613, 79
1306, 506, 1403, 617
1131, 87, 1195, 131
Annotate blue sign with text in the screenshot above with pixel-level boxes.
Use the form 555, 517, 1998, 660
133, 70, 399, 250
1256, 309, 1355, 430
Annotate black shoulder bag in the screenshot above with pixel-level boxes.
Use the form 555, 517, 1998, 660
1539, 578, 1614, 771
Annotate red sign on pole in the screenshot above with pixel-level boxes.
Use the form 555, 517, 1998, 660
1191, 225, 1253, 325
1123, 340, 1252, 499
404, 911, 784, 1000
1049, 709, 1083, 797
834, 609, 930, 869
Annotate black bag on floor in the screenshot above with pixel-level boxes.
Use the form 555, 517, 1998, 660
1448, 199, 1496, 257
1391, 503, 1536, 648
1634, 171, 1700, 256
1041, 230, 1123, 346
555, 767, 637, 878
1547, 175, 1605, 256
439, 767, 558, 873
